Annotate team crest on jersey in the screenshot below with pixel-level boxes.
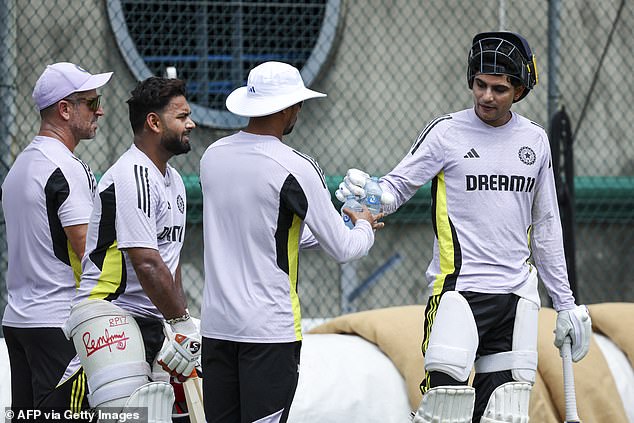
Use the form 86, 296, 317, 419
177, 194, 184, 213
518, 146, 536, 165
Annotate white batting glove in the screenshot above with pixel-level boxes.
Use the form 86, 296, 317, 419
158, 317, 201, 382
335, 181, 354, 202
334, 169, 396, 206
554, 304, 592, 362
335, 168, 370, 202
380, 191, 396, 206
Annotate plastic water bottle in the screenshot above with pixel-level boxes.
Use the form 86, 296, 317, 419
341, 194, 363, 229
364, 176, 382, 215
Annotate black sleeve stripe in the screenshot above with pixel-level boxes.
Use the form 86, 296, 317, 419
134, 165, 151, 218
280, 174, 309, 220
144, 167, 151, 218
45, 168, 71, 265
72, 156, 96, 195
134, 165, 142, 212
90, 183, 117, 269
292, 150, 326, 189
411, 115, 452, 155
89, 183, 127, 302
275, 174, 308, 274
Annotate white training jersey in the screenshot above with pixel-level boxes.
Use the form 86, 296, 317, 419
381, 108, 575, 311
2, 136, 96, 328
74, 144, 186, 319
199, 131, 374, 343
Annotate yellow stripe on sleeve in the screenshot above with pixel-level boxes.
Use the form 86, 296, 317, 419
433, 171, 455, 295
88, 241, 125, 299
288, 215, 303, 340
68, 240, 82, 288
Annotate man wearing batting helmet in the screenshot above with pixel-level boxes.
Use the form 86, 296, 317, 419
336, 32, 592, 422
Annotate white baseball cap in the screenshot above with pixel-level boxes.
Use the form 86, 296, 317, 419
226, 61, 326, 117
32, 62, 113, 110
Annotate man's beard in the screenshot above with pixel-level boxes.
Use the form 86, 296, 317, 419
283, 123, 295, 135
162, 132, 191, 156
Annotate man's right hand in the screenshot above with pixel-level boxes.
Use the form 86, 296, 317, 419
158, 317, 201, 382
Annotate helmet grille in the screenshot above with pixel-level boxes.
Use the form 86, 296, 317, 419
469, 38, 530, 86
467, 35, 537, 102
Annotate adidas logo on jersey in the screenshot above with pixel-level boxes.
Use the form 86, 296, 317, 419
464, 148, 480, 158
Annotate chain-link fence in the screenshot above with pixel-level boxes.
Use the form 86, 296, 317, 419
1, 0, 632, 324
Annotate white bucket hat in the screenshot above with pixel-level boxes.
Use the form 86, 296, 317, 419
226, 61, 326, 117
32, 62, 113, 110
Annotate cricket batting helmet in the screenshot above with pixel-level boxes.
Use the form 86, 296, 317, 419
467, 31, 538, 102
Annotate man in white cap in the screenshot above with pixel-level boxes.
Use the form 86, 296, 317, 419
1, 62, 112, 414
199, 61, 384, 423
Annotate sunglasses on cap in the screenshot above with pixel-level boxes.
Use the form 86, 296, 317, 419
64, 94, 102, 112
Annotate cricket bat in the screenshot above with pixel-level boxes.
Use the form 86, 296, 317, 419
561, 337, 581, 423
183, 369, 205, 423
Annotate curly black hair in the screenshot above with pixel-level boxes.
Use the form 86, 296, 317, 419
127, 76, 187, 134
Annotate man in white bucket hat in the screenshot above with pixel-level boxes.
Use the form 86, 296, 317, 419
2, 62, 112, 415
199, 61, 384, 423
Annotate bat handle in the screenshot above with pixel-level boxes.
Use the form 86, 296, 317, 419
561, 337, 580, 422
